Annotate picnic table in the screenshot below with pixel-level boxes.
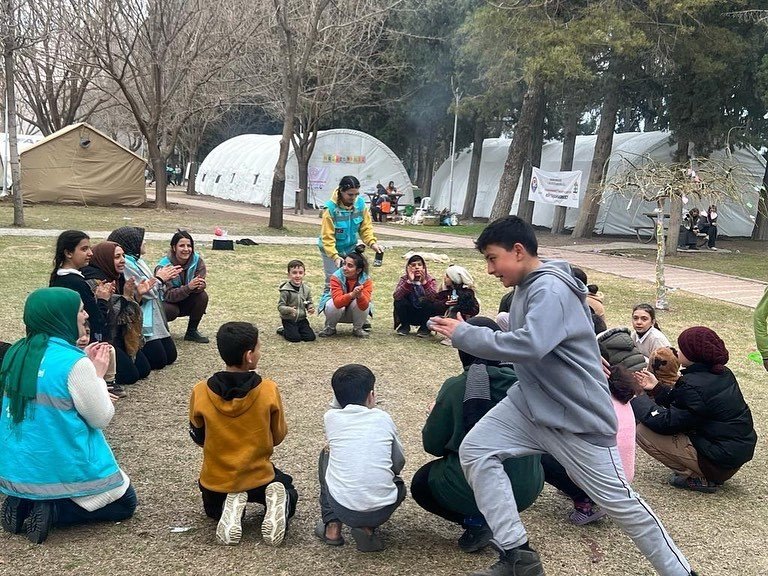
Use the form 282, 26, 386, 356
634, 212, 670, 243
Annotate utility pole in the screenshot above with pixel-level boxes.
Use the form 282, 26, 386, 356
447, 78, 461, 215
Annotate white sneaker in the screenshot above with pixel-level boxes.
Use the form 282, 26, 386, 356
216, 492, 247, 545
709, 246, 718, 251
262, 482, 288, 546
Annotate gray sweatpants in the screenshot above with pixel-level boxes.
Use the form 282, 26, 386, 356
459, 396, 691, 576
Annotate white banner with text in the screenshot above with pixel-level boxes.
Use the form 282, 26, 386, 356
529, 167, 582, 208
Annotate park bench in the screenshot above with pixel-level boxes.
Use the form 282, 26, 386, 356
633, 212, 708, 248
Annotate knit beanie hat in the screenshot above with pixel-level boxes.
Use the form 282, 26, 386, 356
446, 265, 475, 289
677, 326, 729, 374
648, 347, 681, 386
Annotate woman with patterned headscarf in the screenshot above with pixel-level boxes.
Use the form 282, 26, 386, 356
83, 241, 151, 387
107, 226, 180, 370
0, 288, 137, 544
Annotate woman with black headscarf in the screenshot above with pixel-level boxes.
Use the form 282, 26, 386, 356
410, 317, 544, 554
107, 227, 180, 370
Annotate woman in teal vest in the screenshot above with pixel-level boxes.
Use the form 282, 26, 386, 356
155, 230, 209, 343
411, 317, 544, 554
318, 175, 383, 291
0, 288, 137, 544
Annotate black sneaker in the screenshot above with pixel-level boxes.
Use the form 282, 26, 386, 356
107, 383, 127, 399
416, 327, 432, 338
276, 326, 285, 336
26, 501, 55, 544
458, 524, 493, 553
1, 496, 32, 534
184, 330, 210, 344
469, 547, 544, 576
362, 322, 372, 332
396, 326, 409, 336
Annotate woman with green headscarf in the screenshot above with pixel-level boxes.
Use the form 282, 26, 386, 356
0, 287, 137, 544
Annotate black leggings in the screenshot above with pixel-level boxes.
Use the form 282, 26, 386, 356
142, 337, 178, 370
114, 346, 151, 385
410, 461, 464, 525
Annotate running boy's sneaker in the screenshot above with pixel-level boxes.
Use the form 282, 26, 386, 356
216, 492, 247, 545
469, 546, 545, 576
262, 482, 288, 546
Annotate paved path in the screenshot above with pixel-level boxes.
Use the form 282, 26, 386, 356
3, 192, 765, 308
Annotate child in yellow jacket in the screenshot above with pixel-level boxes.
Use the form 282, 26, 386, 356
189, 322, 298, 546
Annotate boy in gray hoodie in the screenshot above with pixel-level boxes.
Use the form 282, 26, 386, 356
429, 216, 697, 576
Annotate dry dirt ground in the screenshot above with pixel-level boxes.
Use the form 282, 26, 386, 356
0, 233, 766, 575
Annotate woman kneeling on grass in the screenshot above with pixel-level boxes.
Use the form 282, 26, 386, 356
0, 288, 137, 544
107, 226, 181, 370
155, 230, 210, 344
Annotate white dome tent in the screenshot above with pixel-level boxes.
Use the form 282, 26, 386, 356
197, 128, 413, 208
430, 131, 766, 237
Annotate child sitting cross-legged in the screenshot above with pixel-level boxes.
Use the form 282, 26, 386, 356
316, 364, 406, 552
188, 322, 298, 546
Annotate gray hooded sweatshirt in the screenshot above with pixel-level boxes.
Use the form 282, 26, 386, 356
451, 259, 617, 447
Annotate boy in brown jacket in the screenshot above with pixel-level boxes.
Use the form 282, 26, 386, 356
189, 322, 298, 546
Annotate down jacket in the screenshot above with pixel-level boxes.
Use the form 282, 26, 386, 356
636, 363, 757, 472
597, 328, 646, 372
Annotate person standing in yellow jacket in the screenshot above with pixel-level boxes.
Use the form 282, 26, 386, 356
318, 175, 383, 294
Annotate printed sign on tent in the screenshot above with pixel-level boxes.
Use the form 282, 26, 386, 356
529, 167, 582, 208
309, 166, 330, 190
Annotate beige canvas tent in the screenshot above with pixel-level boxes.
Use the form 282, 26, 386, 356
20, 123, 146, 206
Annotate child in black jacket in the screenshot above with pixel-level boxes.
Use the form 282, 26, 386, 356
633, 326, 757, 493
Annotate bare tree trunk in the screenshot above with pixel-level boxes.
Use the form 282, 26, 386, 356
186, 149, 198, 196
421, 130, 436, 197
517, 95, 546, 224
552, 104, 579, 234
571, 81, 620, 238
144, 135, 168, 209
751, 158, 768, 241
489, 79, 544, 221
462, 116, 485, 219
666, 140, 689, 255
297, 148, 309, 209
3, 0, 23, 226
655, 197, 669, 310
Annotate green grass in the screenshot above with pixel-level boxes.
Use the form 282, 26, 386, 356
0, 234, 765, 575
600, 238, 768, 282
0, 201, 321, 237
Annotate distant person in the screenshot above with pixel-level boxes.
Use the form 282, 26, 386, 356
633, 327, 756, 493
630, 303, 671, 359
316, 364, 405, 552
386, 181, 399, 214
572, 267, 605, 320
370, 184, 387, 223
277, 259, 316, 342
155, 231, 210, 344
189, 322, 297, 546
678, 208, 703, 250
755, 286, 768, 372
696, 205, 718, 250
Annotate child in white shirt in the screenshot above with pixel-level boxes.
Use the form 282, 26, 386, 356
316, 364, 405, 552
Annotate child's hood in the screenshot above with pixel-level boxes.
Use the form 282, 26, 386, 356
520, 259, 588, 300
205, 371, 263, 416
278, 280, 303, 293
